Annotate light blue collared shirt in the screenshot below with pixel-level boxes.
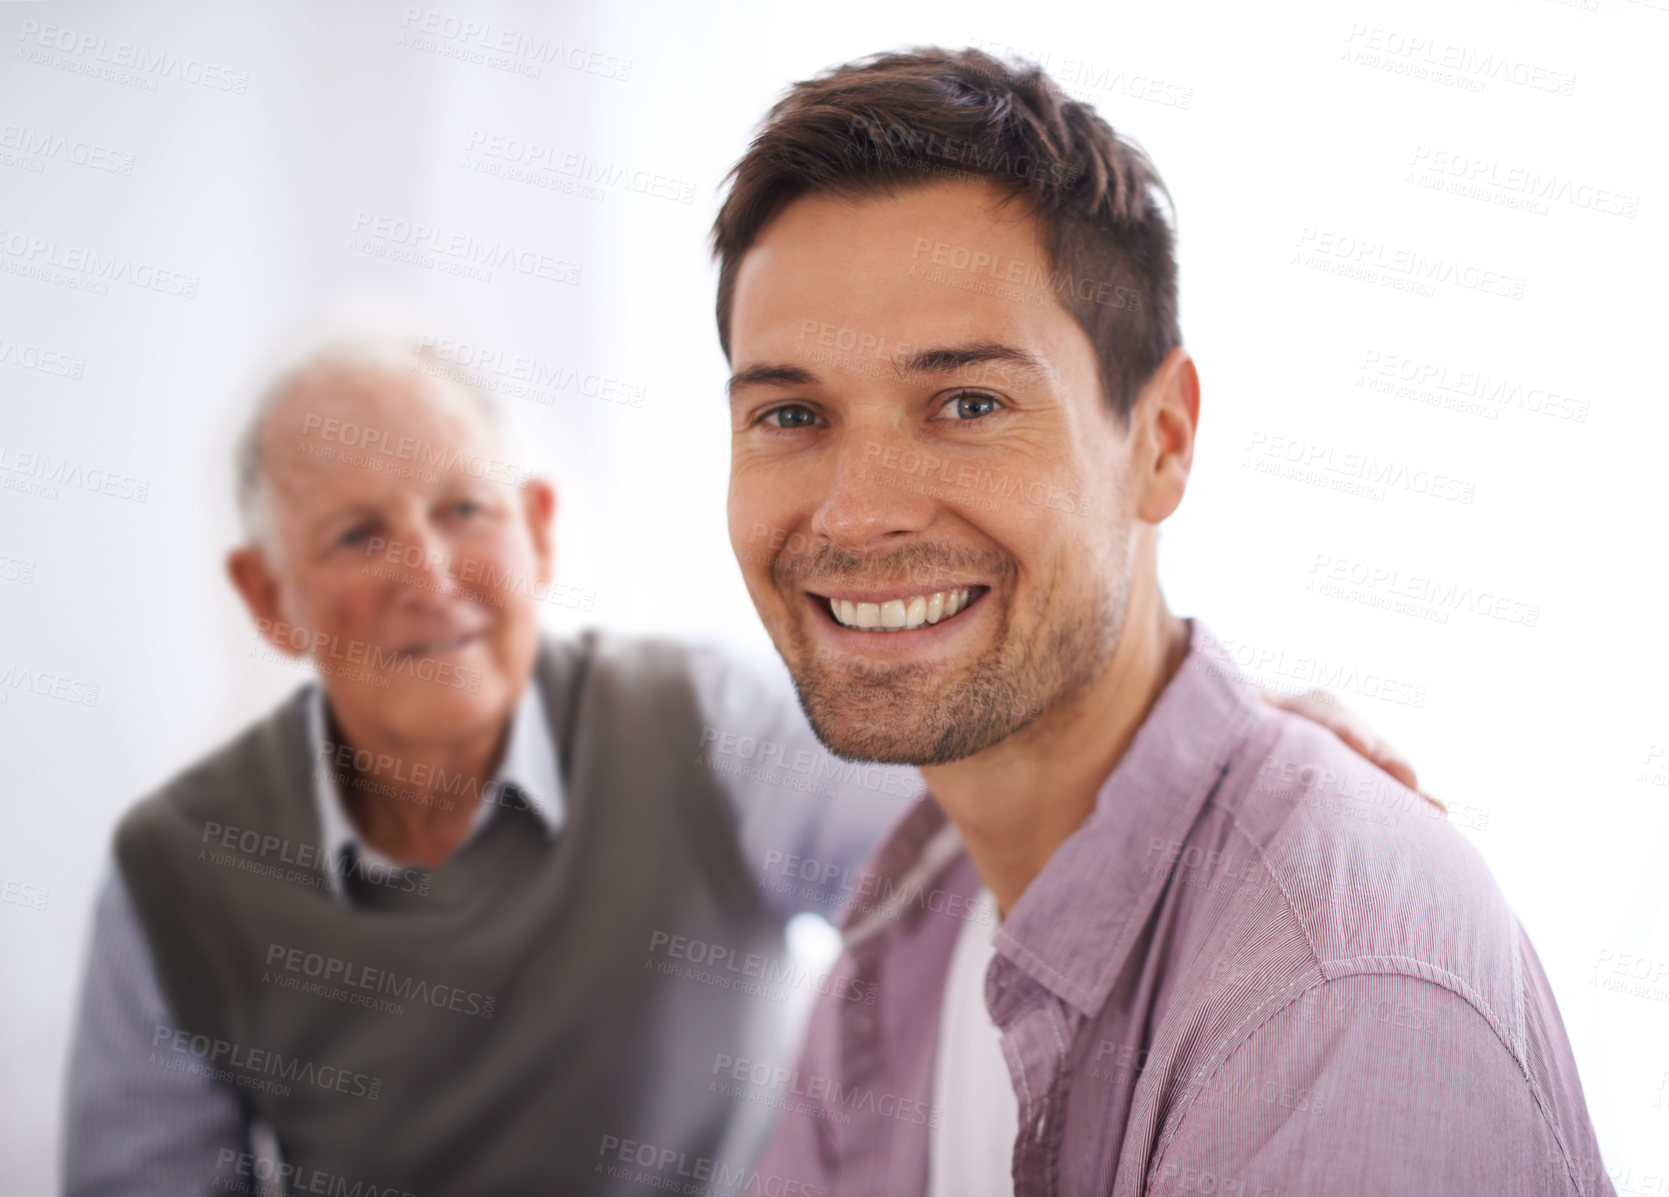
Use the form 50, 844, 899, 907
303, 681, 564, 896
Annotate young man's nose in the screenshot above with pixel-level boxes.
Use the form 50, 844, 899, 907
808, 431, 940, 553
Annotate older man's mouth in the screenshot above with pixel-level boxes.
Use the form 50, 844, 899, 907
811, 586, 987, 632
392, 630, 484, 659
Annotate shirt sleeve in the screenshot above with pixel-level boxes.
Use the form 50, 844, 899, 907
1146, 971, 1605, 1197
63, 868, 247, 1196
686, 643, 922, 922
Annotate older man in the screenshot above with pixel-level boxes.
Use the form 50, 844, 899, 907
715, 48, 1609, 1197
66, 351, 1411, 1188
62, 342, 927, 1196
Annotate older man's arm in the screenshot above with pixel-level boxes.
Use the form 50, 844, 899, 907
1261, 688, 1437, 808
1144, 968, 1610, 1197
64, 870, 246, 1196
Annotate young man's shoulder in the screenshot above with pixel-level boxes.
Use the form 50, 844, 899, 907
1141, 706, 1603, 1195
1224, 703, 1518, 999
1161, 702, 1536, 1105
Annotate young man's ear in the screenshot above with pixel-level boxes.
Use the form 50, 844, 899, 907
1133, 346, 1200, 525
227, 545, 303, 657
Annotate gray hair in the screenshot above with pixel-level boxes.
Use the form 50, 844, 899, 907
234, 338, 515, 557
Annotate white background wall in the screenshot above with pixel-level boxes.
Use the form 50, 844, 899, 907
2, 0, 1665, 1192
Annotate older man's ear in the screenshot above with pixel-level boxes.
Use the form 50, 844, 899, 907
226, 545, 302, 658
521, 478, 558, 585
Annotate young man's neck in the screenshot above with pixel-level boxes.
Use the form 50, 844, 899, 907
919, 580, 1189, 919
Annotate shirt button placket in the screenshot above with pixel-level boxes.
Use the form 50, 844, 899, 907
1006, 999, 1073, 1197
838, 955, 889, 1181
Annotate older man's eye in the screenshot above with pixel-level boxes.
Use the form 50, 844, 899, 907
453, 499, 483, 517
339, 524, 373, 547
938, 391, 1001, 420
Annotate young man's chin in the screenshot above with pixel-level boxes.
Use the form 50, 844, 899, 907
803, 715, 936, 768
793, 668, 1025, 768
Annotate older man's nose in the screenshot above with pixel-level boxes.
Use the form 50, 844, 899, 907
808, 433, 937, 553
384, 522, 459, 597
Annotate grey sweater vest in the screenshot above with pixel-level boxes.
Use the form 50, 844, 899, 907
115, 633, 785, 1196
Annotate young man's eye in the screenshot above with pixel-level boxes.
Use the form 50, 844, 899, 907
937, 391, 1002, 420
338, 524, 373, 547
452, 499, 482, 517
763, 404, 817, 429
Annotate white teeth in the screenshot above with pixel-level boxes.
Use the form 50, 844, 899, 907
830, 588, 975, 631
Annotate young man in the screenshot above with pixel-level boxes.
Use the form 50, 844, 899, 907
713, 48, 1610, 1196
66, 347, 1403, 1194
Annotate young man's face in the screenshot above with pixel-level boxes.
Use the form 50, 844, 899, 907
726, 180, 1149, 765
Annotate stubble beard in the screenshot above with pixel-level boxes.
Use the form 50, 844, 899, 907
770, 547, 1129, 767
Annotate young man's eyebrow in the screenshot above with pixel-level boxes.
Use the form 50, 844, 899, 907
896, 341, 1048, 379
727, 363, 820, 397
729, 342, 1047, 398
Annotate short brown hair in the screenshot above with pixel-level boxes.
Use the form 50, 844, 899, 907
711, 46, 1180, 420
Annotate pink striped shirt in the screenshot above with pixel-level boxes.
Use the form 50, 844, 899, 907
758, 620, 1612, 1196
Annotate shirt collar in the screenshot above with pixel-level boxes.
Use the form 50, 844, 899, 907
843, 619, 1263, 1018
304, 680, 565, 899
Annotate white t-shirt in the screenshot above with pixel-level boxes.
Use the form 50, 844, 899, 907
927, 886, 1020, 1197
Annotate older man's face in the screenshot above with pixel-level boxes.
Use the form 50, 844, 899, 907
725, 180, 1143, 765
243, 365, 551, 748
